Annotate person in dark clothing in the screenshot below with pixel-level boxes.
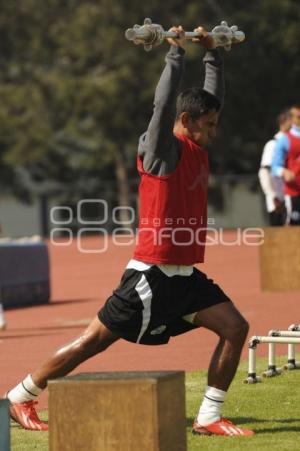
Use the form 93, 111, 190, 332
6, 26, 253, 436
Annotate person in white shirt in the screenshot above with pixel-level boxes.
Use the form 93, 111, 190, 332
258, 109, 291, 226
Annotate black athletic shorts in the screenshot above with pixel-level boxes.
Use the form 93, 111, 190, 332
98, 265, 231, 345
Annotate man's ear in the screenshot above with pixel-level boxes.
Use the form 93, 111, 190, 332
181, 112, 190, 128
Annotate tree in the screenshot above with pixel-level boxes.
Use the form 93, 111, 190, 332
1, 0, 300, 218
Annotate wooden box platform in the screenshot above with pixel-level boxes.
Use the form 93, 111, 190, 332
259, 227, 300, 291
49, 371, 186, 451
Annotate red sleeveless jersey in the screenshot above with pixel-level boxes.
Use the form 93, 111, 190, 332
133, 133, 209, 265
285, 132, 300, 196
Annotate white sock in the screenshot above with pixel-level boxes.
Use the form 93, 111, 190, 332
7, 375, 43, 403
197, 386, 226, 426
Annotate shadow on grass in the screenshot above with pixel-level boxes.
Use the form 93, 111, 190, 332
256, 426, 300, 433
187, 416, 300, 433
186, 416, 265, 428
254, 417, 300, 434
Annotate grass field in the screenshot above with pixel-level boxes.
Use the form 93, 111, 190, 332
11, 356, 300, 450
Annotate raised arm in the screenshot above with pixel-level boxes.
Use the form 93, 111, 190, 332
203, 49, 224, 107
192, 26, 224, 107
138, 27, 186, 175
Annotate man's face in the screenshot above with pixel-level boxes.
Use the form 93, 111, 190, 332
281, 118, 291, 133
290, 107, 300, 127
187, 109, 219, 147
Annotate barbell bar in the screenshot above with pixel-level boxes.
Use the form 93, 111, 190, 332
125, 18, 245, 51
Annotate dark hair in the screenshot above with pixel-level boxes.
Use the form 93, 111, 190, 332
176, 87, 221, 120
277, 108, 290, 127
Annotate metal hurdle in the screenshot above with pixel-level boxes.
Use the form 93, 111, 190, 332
284, 324, 300, 370
244, 328, 300, 384
261, 326, 300, 377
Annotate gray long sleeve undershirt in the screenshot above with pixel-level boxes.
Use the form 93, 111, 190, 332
138, 45, 224, 176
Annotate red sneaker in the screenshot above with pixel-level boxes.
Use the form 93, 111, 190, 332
192, 417, 254, 436
9, 399, 48, 431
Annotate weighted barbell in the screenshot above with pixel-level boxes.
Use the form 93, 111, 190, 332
125, 18, 245, 51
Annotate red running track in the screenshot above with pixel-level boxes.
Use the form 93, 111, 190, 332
1, 232, 299, 409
